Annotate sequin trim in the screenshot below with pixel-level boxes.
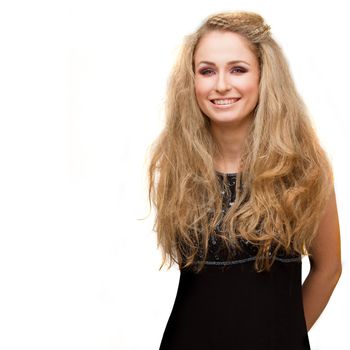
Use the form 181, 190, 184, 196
194, 256, 302, 265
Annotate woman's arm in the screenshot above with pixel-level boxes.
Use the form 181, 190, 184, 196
302, 185, 342, 332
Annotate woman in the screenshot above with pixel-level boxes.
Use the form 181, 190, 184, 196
147, 11, 342, 350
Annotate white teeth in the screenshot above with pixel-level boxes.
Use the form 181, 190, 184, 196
212, 98, 239, 105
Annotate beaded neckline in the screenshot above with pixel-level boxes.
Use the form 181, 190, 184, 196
215, 170, 238, 176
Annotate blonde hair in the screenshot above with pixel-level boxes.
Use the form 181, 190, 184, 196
146, 11, 334, 273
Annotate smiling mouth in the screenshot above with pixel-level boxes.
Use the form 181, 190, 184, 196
210, 98, 241, 107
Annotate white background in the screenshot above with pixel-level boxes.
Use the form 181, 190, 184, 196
0, 0, 349, 349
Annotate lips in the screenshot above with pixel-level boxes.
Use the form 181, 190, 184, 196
210, 98, 241, 106
210, 98, 240, 102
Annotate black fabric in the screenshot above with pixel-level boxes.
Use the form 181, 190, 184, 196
159, 172, 311, 349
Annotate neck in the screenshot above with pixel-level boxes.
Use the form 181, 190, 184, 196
211, 115, 252, 173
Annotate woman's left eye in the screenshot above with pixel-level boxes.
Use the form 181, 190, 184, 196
232, 67, 246, 73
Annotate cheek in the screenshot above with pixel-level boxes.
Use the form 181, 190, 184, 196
195, 79, 212, 96
249, 77, 260, 92
241, 82, 259, 99
194, 82, 204, 97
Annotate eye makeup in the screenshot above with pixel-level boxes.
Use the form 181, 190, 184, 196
199, 67, 247, 75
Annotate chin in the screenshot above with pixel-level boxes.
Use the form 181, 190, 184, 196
210, 112, 252, 124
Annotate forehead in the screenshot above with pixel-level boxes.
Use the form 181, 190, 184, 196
194, 30, 256, 65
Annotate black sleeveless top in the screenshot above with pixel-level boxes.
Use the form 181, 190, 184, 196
159, 172, 311, 350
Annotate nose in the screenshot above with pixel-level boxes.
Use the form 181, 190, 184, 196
215, 72, 232, 92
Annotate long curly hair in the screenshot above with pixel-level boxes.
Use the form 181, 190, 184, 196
145, 10, 334, 273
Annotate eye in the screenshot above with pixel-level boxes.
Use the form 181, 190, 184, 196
199, 67, 247, 75
232, 67, 246, 73
199, 69, 214, 76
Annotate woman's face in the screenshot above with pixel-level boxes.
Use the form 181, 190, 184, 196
194, 30, 260, 125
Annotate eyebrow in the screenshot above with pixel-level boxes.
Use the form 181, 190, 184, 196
197, 60, 250, 67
